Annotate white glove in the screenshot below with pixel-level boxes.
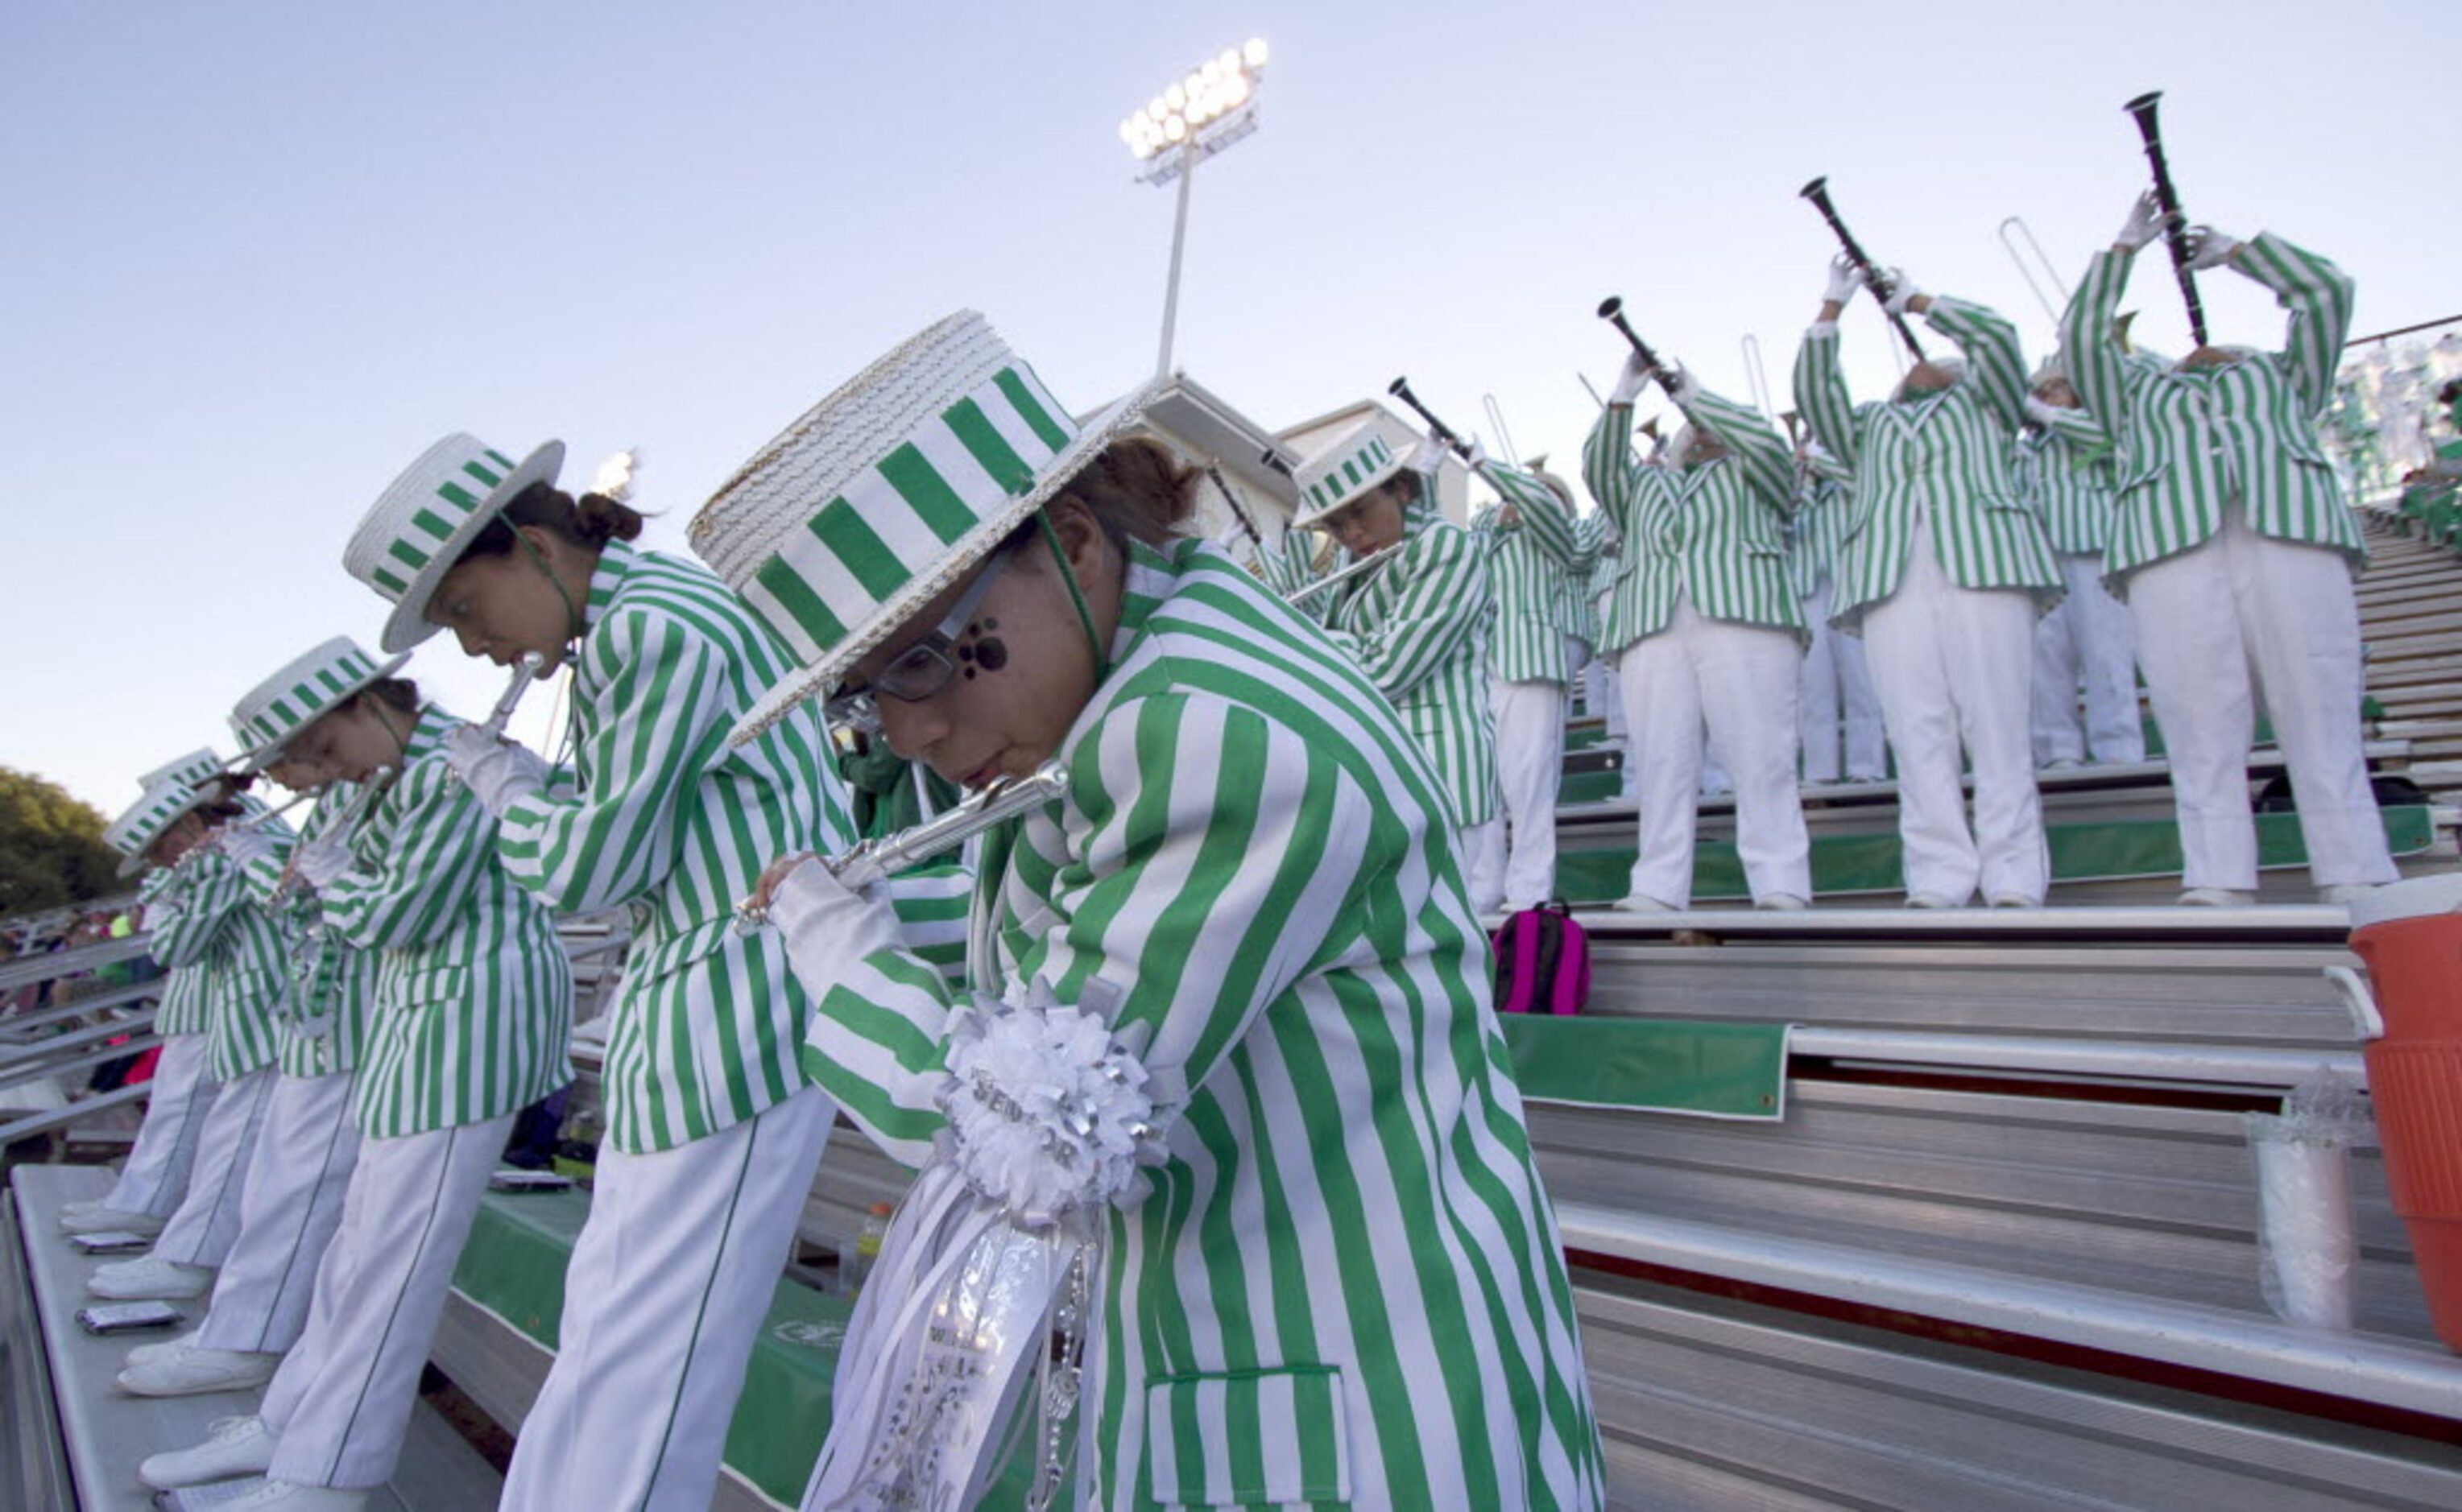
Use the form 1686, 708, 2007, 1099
1609, 347, 1656, 405
2022, 395, 2064, 429
295, 832, 355, 890
1403, 432, 1450, 474
767, 856, 907, 1003
2184, 225, 2243, 272
1880, 268, 1924, 318
1822, 254, 1861, 307
446, 725, 550, 819
2115, 189, 2168, 252
215, 825, 276, 866
1463, 436, 1490, 473
1662, 362, 1702, 405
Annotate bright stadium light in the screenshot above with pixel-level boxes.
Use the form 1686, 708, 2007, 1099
1122, 38, 1270, 378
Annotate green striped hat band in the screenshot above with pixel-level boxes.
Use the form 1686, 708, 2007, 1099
137, 750, 222, 791
734, 362, 1077, 663
1300, 432, 1396, 514
363, 444, 519, 602
232, 639, 385, 754
106, 778, 201, 858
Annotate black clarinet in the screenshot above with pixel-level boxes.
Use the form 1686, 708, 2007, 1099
1798, 176, 1930, 360
1594, 298, 1676, 386
2123, 91, 2211, 349
1386, 378, 1474, 459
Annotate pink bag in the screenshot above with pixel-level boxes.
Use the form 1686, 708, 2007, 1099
1490, 903, 1591, 1015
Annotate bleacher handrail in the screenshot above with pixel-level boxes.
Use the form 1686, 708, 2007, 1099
0, 936, 153, 995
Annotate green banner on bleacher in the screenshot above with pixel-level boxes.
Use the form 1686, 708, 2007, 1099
1502, 1014, 1789, 1121
1551, 805, 2437, 904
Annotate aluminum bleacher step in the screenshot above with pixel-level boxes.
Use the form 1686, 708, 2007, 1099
6, 1163, 501, 1511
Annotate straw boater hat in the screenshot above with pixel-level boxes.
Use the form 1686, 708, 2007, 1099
344, 434, 566, 654
1289, 423, 1403, 532
689, 310, 1165, 744
136, 749, 226, 792
104, 778, 217, 879
229, 636, 412, 770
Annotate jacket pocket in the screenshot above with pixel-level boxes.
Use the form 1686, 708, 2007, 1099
390, 965, 470, 1007
1143, 1366, 1351, 1506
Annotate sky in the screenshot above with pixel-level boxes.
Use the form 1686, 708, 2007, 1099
6, 1, 2458, 816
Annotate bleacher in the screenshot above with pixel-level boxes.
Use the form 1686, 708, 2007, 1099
7, 503, 2462, 1507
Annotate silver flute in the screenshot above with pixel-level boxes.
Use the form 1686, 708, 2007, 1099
272, 765, 394, 901
1284, 543, 1403, 606
479, 651, 548, 739
734, 760, 1068, 933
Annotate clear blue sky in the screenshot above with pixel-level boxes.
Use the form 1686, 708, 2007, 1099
6, 1, 2457, 816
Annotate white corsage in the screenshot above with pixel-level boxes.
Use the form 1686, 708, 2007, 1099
806, 983, 1170, 1512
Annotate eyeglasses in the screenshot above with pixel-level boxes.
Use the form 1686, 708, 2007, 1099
823, 551, 1011, 734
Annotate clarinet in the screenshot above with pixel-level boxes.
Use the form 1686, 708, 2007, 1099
1798, 176, 1930, 361
2122, 91, 2211, 349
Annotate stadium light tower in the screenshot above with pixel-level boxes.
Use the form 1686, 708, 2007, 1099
1119, 38, 1269, 379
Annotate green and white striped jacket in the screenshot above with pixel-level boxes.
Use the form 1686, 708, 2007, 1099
801, 537, 1604, 1512
1559, 512, 1608, 651
1324, 492, 1499, 827
238, 787, 380, 1080
137, 867, 212, 1039
143, 849, 287, 1082
1787, 472, 1856, 600
1794, 295, 2063, 624
1471, 460, 1591, 684
2060, 233, 2366, 579
493, 540, 855, 1154
2013, 404, 2121, 556
321, 705, 573, 1138
1582, 387, 1805, 649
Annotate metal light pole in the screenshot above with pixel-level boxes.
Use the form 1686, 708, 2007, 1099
1120, 39, 1269, 380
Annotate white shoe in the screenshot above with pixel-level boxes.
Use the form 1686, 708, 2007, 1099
88, 1256, 212, 1300
1612, 893, 1684, 915
1755, 894, 1810, 911
126, 1326, 205, 1367
217, 1481, 368, 1510
2319, 883, 2382, 907
118, 1343, 279, 1397
139, 1415, 275, 1489
1984, 893, 2040, 910
2179, 887, 2259, 907
2042, 757, 2083, 770
60, 1206, 164, 1237
1905, 892, 1962, 910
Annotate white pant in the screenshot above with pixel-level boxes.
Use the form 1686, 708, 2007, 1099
151, 1066, 275, 1268
2124, 513, 2398, 891
2032, 553, 2144, 766
1483, 675, 1567, 910
1798, 582, 1887, 783
198, 1071, 360, 1354
103, 1033, 217, 1217
1616, 600, 1812, 908
1860, 522, 2050, 906
499, 1086, 838, 1512
260, 1112, 515, 1489
1460, 816, 1507, 915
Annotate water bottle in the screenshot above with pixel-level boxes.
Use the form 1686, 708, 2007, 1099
842, 1202, 892, 1295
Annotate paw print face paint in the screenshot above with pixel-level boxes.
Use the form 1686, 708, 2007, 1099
959, 616, 1009, 678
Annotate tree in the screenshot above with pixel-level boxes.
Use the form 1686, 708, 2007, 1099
0, 768, 124, 917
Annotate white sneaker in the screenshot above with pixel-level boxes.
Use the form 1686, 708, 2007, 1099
1905, 892, 1962, 910
217, 1481, 368, 1510
2179, 887, 2259, 907
1984, 893, 2040, 910
126, 1326, 205, 1367
1755, 894, 1810, 911
2319, 883, 2382, 907
139, 1415, 275, 1489
60, 1206, 164, 1237
1612, 893, 1684, 915
118, 1343, 279, 1397
88, 1256, 212, 1300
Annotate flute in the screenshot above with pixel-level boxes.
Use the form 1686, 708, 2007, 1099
273, 765, 395, 901
734, 760, 1070, 933
1285, 543, 1404, 606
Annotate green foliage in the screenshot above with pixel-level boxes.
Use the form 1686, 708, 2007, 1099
0, 767, 124, 916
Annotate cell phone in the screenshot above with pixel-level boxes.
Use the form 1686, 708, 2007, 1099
488, 1169, 573, 1193
77, 1300, 183, 1334
69, 1230, 153, 1254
